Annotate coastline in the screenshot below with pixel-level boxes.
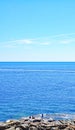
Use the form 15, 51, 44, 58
0, 114, 75, 130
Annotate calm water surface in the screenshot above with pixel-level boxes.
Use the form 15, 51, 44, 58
0, 62, 75, 121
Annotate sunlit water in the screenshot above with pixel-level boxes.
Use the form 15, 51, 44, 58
0, 62, 75, 121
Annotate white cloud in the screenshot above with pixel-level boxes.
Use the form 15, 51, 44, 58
16, 39, 33, 44
0, 39, 33, 48
41, 42, 50, 45
6, 39, 33, 44
50, 33, 75, 38
60, 40, 71, 44
60, 38, 75, 44
0, 33, 75, 48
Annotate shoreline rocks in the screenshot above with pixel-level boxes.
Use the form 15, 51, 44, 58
0, 115, 75, 130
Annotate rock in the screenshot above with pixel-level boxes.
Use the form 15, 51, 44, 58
16, 127, 22, 130
33, 119, 41, 123
0, 122, 9, 129
64, 126, 72, 130
30, 122, 38, 127
20, 117, 29, 122
6, 120, 13, 123
42, 119, 49, 124
50, 126, 59, 130
58, 124, 68, 129
54, 120, 62, 125
29, 126, 38, 130
69, 124, 75, 129
1, 115, 75, 130
5, 126, 16, 130
48, 118, 54, 122
6, 120, 20, 124
6, 120, 20, 126
20, 123, 29, 129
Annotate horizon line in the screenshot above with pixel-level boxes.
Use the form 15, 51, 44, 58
0, 61, 75, 63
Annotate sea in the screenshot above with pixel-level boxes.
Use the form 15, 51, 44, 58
0, 62, 75, 121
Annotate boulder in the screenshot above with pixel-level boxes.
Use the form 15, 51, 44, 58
29, 126, 38, 130
33, 119, 41, 123
0, 122, 9, 130
5, 126, 16, 130
20, 123, 29, 129
16, 127, 22, 130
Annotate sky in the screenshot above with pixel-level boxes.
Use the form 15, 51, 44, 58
0, 0, 75, 61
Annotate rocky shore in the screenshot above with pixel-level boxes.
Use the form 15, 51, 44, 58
0, 115, 75, 130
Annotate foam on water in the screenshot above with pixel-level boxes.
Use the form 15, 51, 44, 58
34, 113, 75, 120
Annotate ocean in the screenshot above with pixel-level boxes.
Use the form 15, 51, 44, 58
0, 62, 75, 121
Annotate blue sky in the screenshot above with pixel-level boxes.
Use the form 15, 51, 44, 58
0, 0, 75, 61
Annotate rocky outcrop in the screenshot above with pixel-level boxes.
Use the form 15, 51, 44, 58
0, 116, 75, 130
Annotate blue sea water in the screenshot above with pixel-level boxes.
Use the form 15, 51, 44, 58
0, 62, 75, 121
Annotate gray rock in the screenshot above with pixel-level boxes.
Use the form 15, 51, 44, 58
54, 120, 62, 125
33, 119, 41, 123
6, 120, 20, 126
0, 122, 9, 129
5, 126, 16, 130
50, 127, 59, 130
58, 124, 68, 129
20, 123, 29, 129
30, 122, 39, 127
20, 117, 29, 123
1, 116, 75, 130
16, 127, 22, 130
29, 126, 38, 130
